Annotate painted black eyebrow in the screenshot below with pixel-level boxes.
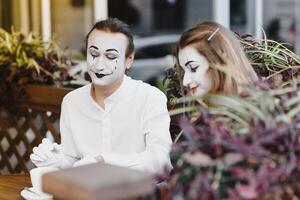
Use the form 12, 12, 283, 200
185, 61, 196, 66
106, 49, 119, 53
89, 45, 98, 50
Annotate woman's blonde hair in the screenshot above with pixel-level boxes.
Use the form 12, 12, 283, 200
177, 21, 258, 94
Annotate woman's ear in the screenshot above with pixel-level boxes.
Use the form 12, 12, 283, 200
125, 53, 135, 70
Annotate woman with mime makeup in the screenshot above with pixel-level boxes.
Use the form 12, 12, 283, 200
177, 21, 258, 97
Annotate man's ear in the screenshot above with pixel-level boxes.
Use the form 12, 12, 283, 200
125, 53, 135, 70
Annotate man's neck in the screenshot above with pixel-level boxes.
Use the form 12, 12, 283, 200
91, 77, 124, 109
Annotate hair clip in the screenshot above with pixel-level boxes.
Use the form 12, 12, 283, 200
207, 27, 220, 41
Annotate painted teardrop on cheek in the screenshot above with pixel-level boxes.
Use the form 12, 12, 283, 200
115, 60, 118, 71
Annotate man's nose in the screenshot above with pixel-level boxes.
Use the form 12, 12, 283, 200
94, 56, 105, 70
183, 73, 192, 87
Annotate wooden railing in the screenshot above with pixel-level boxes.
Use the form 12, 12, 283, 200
0, 85, 72, 174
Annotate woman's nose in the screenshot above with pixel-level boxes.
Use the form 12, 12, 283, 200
183, 73, 192, 87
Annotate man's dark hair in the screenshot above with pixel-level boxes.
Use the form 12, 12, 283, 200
85, 18, 134, 57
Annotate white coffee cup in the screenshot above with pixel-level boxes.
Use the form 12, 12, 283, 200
30, 167, 58, 194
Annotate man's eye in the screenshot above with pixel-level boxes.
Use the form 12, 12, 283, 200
89, 51, 99, 59
91, 54, 99, 58
190, 66, 199, 72
106, 54, 117, 60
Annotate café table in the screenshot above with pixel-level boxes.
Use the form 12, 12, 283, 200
0, 174, 31, 200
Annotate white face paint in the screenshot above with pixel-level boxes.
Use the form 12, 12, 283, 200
86, 30, 129, 86
178, 46, 212, 97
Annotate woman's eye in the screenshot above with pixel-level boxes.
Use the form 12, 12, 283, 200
190, 66, 199, 72
106, 54, 117, 60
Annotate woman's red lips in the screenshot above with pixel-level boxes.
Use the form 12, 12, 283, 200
189, 84, 199, 93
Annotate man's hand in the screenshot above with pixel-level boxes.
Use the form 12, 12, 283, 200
30, 138, 63, 168
72, 155, 98, 167
95, 155, 104, 162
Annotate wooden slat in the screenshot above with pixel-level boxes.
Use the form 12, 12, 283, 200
1, 129, 28, 173
16, 103, 62, 114
22, 84, 72, 106
0, 139, 14, 173
26, 114, 45, 143
11, 118, 33, 159
41, 113, 60, 143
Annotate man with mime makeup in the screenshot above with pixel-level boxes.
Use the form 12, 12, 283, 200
30, 18, 172, 174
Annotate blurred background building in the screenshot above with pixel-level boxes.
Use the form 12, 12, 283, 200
1, 0, 300, 84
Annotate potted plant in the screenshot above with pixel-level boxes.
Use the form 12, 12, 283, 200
0, 28, 74, 111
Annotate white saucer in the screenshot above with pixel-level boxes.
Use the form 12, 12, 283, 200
20, 187, 53, 200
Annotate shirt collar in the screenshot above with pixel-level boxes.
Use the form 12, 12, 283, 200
104, 75, 130, 104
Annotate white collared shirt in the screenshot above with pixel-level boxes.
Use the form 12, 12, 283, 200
60, 75, 172, 174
